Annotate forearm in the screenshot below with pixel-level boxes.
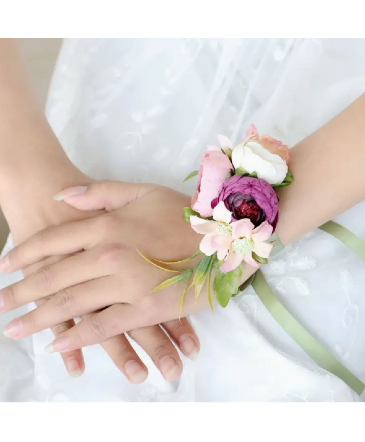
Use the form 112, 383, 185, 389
276, 93, 365, 245
0, 39, 89, 240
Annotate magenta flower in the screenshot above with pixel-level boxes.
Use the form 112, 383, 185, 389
191, 145, 232, 217
212, 175, 279, 230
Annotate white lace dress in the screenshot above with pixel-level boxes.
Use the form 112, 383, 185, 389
1, 38, 365, 401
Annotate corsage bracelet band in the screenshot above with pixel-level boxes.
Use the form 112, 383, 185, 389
140, 124, 292, 311
140, 124, 365, 396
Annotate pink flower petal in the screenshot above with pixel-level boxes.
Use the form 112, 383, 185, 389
192, 150, 232, 217
212, 235, 233, 260
207, 145, 221, 152
243, 252, 259, 268
231, 218, 254, 240
217, 134, 233, 150
220, 252, 244, 273
190, 216, 217, 235
200, 234, 218, 256
200, 233, 232, 257
253, 241, 273, 259
245, 124, 259, 139
252, 222, 273, 242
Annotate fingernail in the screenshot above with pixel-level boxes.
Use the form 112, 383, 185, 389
3, 318, 23, 338
125, 360, 148, 384
44, 337, 69, 353
179, 334, 199, 361
53, 186, 88, 201
0, 255, 10, 273
159, 356, 180, 381
67, 357, 83, 378
0, 294, 4, 312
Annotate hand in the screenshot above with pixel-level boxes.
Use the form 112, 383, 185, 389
1, 178, 200, 382
0, 181, 255, 353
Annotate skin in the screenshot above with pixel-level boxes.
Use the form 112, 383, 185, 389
2, 39, 365, 369
0, 39, 200, 383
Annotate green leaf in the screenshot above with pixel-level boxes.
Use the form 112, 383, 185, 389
183, 170, 199, 182
237, 273, 256, 295
137, 249, 181, 273
154, 250, 201, 265
252, 252, 268, 265
178, 270, 193, 318
272, 171, 293, 189
206, 255, 216, 313
150, 271, 191, 293
235, 167, 247, 175
191, 255, 212, 301
183, 207, 200, 222
213, 265, 242, 308
234, 169, 258, 178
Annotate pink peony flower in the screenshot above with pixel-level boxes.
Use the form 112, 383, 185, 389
190, 201, 274, 273
212, 175, 279, 230
191, 143, 232, 218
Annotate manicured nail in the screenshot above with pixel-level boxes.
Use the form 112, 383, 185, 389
179, 334, 199, 361
0, 255, 10, 273
125, 360, 148, 384
159, 356, 180, 381
44, 337, 69, 353
3, 318, 23, 338
53, 186, 88, 201
67, 357, 83, 378
0, 294, 4, 312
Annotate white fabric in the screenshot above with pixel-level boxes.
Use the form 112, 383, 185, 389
1, 38, 365, 401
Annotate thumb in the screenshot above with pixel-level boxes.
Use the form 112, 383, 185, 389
53, 181, 155, 211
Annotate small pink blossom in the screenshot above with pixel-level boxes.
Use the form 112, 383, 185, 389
190, 201, 274, 273
221, 219, 274, 273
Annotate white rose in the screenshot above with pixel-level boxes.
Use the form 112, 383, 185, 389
232, 140, 288, 185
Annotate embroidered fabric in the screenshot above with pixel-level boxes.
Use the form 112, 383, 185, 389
1, 38, 365, 401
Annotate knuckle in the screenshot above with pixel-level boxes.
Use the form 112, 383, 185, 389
35, 227, 52, 249
167, 319, 188, 337
54, 289, 74, 314
3, 285, 18, 307
141, 297, 162, 322
97, 243, 127, 265
152, 341, 174, 361
34, 266, 54, 292
85, 314, 107, 339
113, 347, 135, 370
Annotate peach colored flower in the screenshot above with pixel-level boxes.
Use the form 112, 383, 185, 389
244, 124, 290, 164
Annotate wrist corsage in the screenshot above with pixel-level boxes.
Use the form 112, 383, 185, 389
139, 125, 293, 314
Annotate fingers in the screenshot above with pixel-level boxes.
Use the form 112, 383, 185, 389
35, 296, 85, 378
161, 318, 200, 361
50, 319, 85, 378
0, 218, 96, 273
0, 248, 112, 311
2, 277, 121, 339
40, 288, 204, 353
101, 334, 148, 384
44, 304, 155, 352
128, 325, 183, 382
53, 181, 156, 212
